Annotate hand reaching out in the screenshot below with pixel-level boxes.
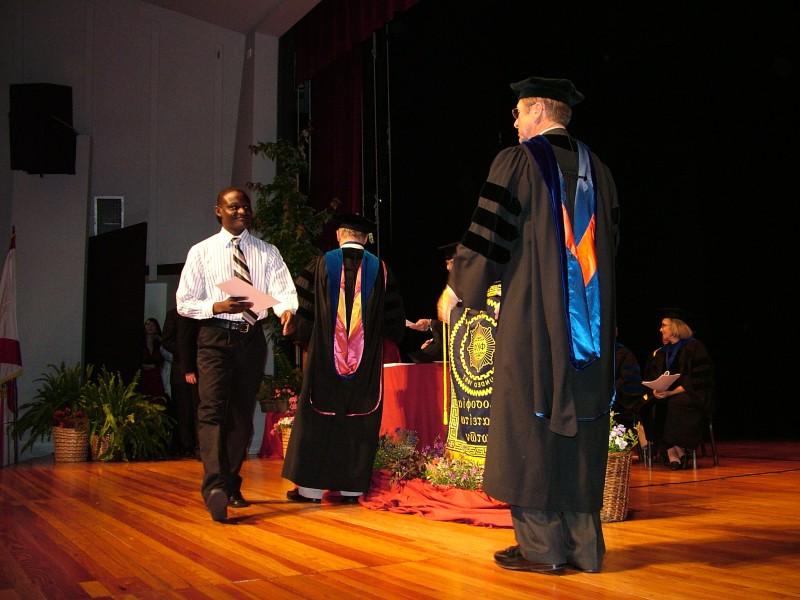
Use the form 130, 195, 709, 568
406, 318, 432, 331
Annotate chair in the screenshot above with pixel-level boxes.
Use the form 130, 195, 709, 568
689, 417, 719, 468
636, 414, 717, 470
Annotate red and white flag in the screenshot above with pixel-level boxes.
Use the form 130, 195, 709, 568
1, 228, 22, 464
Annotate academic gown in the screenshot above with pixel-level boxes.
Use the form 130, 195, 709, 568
449, 132, 619, 512
641, 338, 714, 449
282, 246, 405, 492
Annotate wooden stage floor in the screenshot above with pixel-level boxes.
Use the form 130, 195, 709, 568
1, 441, 799, 599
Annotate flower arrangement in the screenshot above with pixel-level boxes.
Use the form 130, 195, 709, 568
274, 414, 295, 433
609, 412, 638, 453
374, 429, 485, 489
52, 406, 88, 429
375, 429, 426, 483
425, 456, 484, 490
271, 388, 298, 437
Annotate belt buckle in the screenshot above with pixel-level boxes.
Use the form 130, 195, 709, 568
237, 322, 250, 334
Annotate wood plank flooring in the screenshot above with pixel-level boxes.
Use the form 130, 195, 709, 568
1, 441, 799, 599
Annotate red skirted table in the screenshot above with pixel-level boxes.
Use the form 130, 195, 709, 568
380, 362, 448, 449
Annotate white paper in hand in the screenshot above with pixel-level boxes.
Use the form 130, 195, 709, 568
216, 278, 278, 314
642, 371, 681, 392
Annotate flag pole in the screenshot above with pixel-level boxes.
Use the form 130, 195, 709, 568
0, 227, 23, 465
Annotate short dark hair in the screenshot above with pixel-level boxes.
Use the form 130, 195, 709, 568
216, 187, 250, 206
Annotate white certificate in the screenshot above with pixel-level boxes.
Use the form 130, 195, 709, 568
641, 371, 681, 392
215, 278, 278, 314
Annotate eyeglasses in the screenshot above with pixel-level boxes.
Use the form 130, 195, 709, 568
512, 102, 538, 120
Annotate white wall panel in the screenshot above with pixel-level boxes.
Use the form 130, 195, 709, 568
3, 0, 280, 461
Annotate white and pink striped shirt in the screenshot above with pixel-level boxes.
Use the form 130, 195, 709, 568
176, 228, 298, 322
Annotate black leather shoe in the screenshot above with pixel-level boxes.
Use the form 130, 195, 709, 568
207, 488, 228, 522
566, 562, 601, 573
669, 460, 682, 470
286, 488, 321, 503
494, 552, 565, 574
494, 545, 522, 561
337, 495, 361, 504
229, 491, 250, 508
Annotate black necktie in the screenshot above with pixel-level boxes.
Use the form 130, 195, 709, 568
232, 237, 258, 326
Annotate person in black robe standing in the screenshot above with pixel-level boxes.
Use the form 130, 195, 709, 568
613, 338, 645, 433
440, 76, 619, 573
161, 308, 200, 457
406, 242, 457, 363
283, 214, 405, 503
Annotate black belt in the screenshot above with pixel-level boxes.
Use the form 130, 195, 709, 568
202, 317, 263, 334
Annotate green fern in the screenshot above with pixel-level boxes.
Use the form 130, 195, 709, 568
13, 363, 93, 453
82, 369, 171, 461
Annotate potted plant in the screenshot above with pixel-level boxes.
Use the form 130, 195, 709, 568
256, 352, 302, 414
256, 352, 301, 458
601, 412, 639, 522
13, 362, 93, 462
274, 413, 296, 458
82, 369, 172, 461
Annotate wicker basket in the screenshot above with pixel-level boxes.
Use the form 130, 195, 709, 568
53, 426, 89, 463
280, 427, 292, 458
601, 451, 633, 522
90, 434, 112, 461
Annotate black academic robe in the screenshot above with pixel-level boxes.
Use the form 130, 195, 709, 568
282, 246, 405, 492
641, 338, 714, 449
449, 132, 618, 512
613, 342, 645, 428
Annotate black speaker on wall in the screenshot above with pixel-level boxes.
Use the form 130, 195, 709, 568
9, 83, 77, 175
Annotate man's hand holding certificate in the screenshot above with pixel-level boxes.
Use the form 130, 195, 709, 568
642, 371, 680, 392
216, 278, 278, 314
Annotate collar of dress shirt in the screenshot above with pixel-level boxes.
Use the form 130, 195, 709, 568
340, 241, 364, 250
218, 227, 250, 246
540, 125, 567, 136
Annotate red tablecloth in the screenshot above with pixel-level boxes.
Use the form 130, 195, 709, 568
381, 362, 448, 449
361, 470, 511, 528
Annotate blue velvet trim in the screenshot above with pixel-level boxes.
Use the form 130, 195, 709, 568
324, 248, 380, 331
522, 136, 601, 369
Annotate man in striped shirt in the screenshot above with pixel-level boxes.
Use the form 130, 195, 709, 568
177, 187, 298, 522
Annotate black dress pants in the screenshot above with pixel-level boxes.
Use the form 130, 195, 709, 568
168, 377, 199, 455
511, 507, 605, 571
196, 324, 266, 502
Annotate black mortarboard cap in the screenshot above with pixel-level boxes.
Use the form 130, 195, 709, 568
437, 242, 458, 260
658, 306, 696, 326
510, 76, 585, 106
332, 212, 375, 234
